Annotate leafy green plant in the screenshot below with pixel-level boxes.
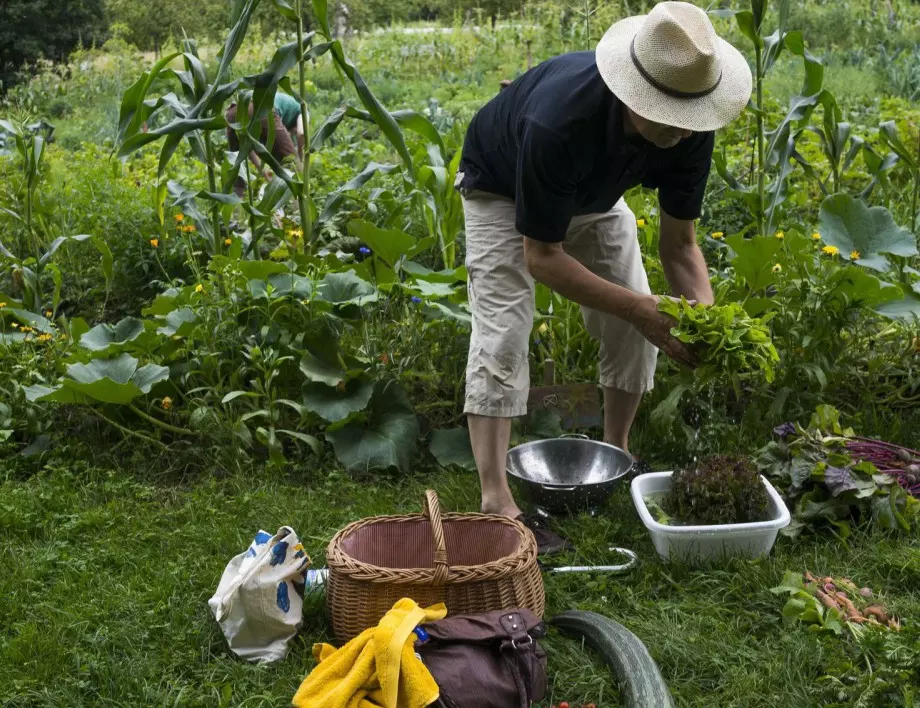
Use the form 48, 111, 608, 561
0, 116, 112, 314
665, 454, 770, 525
756, 406, 920, 537
658, 297, 779, 389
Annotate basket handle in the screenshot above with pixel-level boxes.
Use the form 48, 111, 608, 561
424, 489, 449, 585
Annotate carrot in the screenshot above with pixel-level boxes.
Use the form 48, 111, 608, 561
835, 591, 865, 622
865, 605, 890, 623
815, 589, 841, 611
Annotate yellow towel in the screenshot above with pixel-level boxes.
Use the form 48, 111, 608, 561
292, 598, 447, 708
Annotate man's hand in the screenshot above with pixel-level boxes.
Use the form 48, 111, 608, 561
627, 295, 698, 369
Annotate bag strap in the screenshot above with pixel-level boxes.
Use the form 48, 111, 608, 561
498, 612, 536, 708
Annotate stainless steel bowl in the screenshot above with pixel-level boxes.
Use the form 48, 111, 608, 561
506, 435, 633, 513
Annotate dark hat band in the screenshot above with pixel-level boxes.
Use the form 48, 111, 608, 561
629, 36, 722, 99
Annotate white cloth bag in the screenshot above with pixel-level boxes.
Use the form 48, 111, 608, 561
208, 526, 310, 663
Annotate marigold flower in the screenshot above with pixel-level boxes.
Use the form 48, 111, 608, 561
183, 224, 197, 233
37, 333, 52, 343
775, 231, 785, 240
812, 232, 821, 241
822, 245, 840, 256
150, 238, 159, 248
711, 231, 724, 240
850, 250, 861, 261
772, 263, 782, 273
174, 213, 185, 222
636, 218, 646, 228
224, 238, 232, 246
195, 284, 204, 293
161, 396, 173, 410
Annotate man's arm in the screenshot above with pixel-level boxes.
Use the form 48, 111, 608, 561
524, 239, 697, 367
658, 209, 714, 305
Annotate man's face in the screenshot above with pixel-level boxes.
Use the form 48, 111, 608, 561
626, 108, 693, 149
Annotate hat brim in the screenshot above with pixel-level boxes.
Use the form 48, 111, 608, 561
596, 15, 753, 132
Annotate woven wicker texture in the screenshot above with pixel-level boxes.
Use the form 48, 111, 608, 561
326, 490, 545, 643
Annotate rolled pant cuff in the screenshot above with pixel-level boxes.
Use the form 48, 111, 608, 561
463, 397, 528, 418
598, 374, 655, 395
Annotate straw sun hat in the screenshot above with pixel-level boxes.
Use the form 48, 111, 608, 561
596, 1, 753, 132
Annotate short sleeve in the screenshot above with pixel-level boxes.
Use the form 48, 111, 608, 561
643, 132, 715, 221
514, 120, 578, 242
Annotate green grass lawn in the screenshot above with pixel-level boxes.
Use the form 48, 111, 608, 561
1, 450, 918, 707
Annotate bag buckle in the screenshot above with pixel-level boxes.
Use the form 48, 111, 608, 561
510, 634, 534, 650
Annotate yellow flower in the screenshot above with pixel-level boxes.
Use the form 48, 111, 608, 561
161, 396, 173, 410
195, 284, 204, 293
812, 232, 821, 241
850, 250, 860, 261
538, 322, 549, 334
44, 310, 52, 317
287, 228, 304, 239
712, 231, 724, 240
150, 238, 159, 248
775, 231, 785, 240
174, 213, 185, 222
0, 302, 6, 308
636, 218, 646, 228
11, 322, 18, 329
21, 326, 32, 333
183, 224, 197, 233
37, 333, 52, 343
772, 263, 782, 273
224, 238, 232, 246
822, 245, 839, 256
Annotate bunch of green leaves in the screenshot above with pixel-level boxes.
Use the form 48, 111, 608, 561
658, 297, 779, 389
755, 405, 920, 537
665, 454, 771, 525
771, 569, 846, 635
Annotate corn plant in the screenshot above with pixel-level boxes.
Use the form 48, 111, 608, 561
0, 116, 112, 315
712, 0, 826, 236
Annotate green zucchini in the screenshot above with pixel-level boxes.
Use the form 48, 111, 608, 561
551, 610, 674, 708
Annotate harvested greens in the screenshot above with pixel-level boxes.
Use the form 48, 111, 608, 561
756, 406, 920, 537
665, 454, 770, 525
657, 298, 779, 386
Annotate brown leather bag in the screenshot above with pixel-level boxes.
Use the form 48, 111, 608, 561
415, 609, 548, 708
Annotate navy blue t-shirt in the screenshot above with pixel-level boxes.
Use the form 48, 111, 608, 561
459, 51, 715, 243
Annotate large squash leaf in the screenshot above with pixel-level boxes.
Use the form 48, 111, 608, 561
316, 271, 378, 306
430, 427, 476, 471
303, 378, 374, 422
25, 354, 169, 405
326, 381, 419, 473
819, 194, 918, 271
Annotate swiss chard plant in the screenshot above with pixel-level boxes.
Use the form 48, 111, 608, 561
755, 405, 920, 537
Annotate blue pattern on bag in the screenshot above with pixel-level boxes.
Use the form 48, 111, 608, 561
277, 581, 290, 612
254, 531, 272, 545
270, 541, 289, 566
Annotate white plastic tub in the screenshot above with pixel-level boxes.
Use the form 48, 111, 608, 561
631, 471, 791, 564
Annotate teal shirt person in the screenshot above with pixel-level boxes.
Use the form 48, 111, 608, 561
274, 92, 301, 131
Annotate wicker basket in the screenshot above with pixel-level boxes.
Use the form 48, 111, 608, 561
326, 489, 545, 643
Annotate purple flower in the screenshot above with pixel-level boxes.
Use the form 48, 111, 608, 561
411, 296, 422, 304
773, 422, 796, 440
358, 246, 371, 255
534, 338, 542, 346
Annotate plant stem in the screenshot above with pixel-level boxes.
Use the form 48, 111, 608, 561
295, 0, 313, 244
204, 132, 222, 254
128, 403, 196, 436
755, 42, 766, 237
245, 161, 261, 259
94, 409, 169, 450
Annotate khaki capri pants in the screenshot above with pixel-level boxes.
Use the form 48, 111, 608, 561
461, 187, 658, 418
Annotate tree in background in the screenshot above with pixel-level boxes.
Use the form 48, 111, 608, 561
0, 0, 107, 91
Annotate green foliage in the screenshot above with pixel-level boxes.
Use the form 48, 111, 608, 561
0, 0, 106, 91
658, 297, 779, 386
756, 407, 920, 537
666, 454, 771, 525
